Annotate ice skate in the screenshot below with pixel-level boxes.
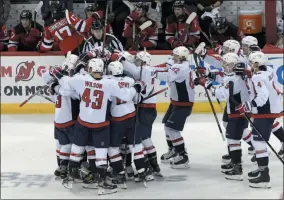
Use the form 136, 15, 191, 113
112, 172, 127, 189
160, 148, 177, 163
248, 168, 260, 180
221, 162, 233, 173
98, 179, 118, 195
126, 165, 134, 179
62, 167, 81, 189
249, 167, 271, 189
224, 164, 243, 181
170, 152, 189, 169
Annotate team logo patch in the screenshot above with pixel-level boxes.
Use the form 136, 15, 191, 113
171, 67, 180, 74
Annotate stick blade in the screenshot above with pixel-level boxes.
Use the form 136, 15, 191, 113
35, 1, 43, 13
186, 12, 197, 24
139, 21, 152, 31
194, 42, 206, 54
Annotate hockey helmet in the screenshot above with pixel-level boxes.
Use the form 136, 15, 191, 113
108, 61, 123, 76
88, 58, 105, 74
50, 0, 66, 20
91, 19, 104, 30
20, 10, 32, 21
172, 46, 189, 62
135, 2, 149, 14
85, 3, 99, 13
215, 17, 228, 34
241, 36, 258, 56
135, 51, 152, 66
248, 51, 267, 71
222, 40, 241, 55
222, 52, 239, 75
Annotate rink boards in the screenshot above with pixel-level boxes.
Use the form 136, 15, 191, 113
1, 50, 283, 114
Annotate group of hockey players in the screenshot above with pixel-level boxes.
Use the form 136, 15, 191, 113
37, 0, 283, 196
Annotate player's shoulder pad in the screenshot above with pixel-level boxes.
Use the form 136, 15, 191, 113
166, 15, 177, 24
252, 71, 266, 81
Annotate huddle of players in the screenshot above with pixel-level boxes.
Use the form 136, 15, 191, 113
190, 36, 283, 189
41, 44, 196, 195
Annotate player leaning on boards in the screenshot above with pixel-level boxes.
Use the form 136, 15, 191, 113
156, 46, 195, 168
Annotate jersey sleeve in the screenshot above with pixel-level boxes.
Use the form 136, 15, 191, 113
122, 17, 133, 38
8, 28, 19, 51
40, 26, 54, 52
121, 60, 140, 80
251, 73, 269, 107
140, 22, 158, 49
156, 64, 185, 82
57, 76, 77, 97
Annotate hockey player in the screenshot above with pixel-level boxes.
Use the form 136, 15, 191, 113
107, 61, 147, 188
155, 46, 194, 168
236, 51, 283, 188
51, 58, 144, 195
8, 10, 43, 51
195, 53, 250, 181
0, 23, 9, 51
81, 19, 123, 53
39, 0, 103, 54
116, 50, 161, 180
165, 0, 200, 49
123, 2, 158, 50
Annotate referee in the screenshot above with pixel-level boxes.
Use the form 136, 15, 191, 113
81, 19, 124, 53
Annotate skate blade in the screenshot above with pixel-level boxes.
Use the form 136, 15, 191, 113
62, 180, 74, 189
98, 188, 118, 195
82, 183, 98, 189
225, 175, 243, 181
249, 182, 271, 189
222, 159, 231, 164
171, 162, 190, 169
143, 180, 147, 188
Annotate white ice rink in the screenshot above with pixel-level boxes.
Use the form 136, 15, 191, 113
1, 114, 283, 199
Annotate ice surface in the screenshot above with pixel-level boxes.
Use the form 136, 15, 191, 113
1, 114, 283, 199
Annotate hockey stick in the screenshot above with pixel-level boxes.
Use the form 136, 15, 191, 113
133, 20, 153, 50
84, 0, 87, 8
185, 12, 197, 35
102, 4, 109, 56
33, 1, 43, 28
193, 43, 225, 141
142, 87, 168, 102
123, 0, 135, 12
38, 94, 54, 103
228, 83, 284, 165
19, 85, 49, 107
200, 29, 214, 47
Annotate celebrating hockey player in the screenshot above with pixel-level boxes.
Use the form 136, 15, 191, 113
50, 57, 145, 195
195, 53, 250, 180
235, 51, 283, 188
155, 46, 194, 168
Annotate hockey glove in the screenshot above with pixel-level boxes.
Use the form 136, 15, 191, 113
133, 80, 145, 93
49, 66, 64, 79
49, 81, 59, 95
235, 101, 252, 115
194, 77, 213, 89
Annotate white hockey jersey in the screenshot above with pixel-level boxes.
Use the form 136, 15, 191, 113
42, 71, 80, 128
249, 70, 283, 118
110, 76, 136, 121
213, 74, 250, 118
57, 74, 137, 128
156, 61, 195, 106
122, 61, 157, 108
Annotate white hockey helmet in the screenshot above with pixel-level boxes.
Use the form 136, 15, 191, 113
248, 51, 267, 70
67, 54, 79, 69
88, 58, 105, 73
222, 52, 239, 75
241, 36, 258, 56
108, 61, 123, 76
135, 51, 152, 66
172, 46, 189, 62
222, 40, 241, 55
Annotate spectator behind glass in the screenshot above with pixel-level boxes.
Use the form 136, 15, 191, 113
165, 0, 200, 49
8, 10, 43, 51
195, 0, 222, 42
123, 2, 158, 50
209, 17, 245, 46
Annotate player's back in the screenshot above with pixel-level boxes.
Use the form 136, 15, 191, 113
110, 76, 135, 118
44, 17, 84, 53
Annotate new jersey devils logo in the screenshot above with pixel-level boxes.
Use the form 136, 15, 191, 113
15, 61, 35, 82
